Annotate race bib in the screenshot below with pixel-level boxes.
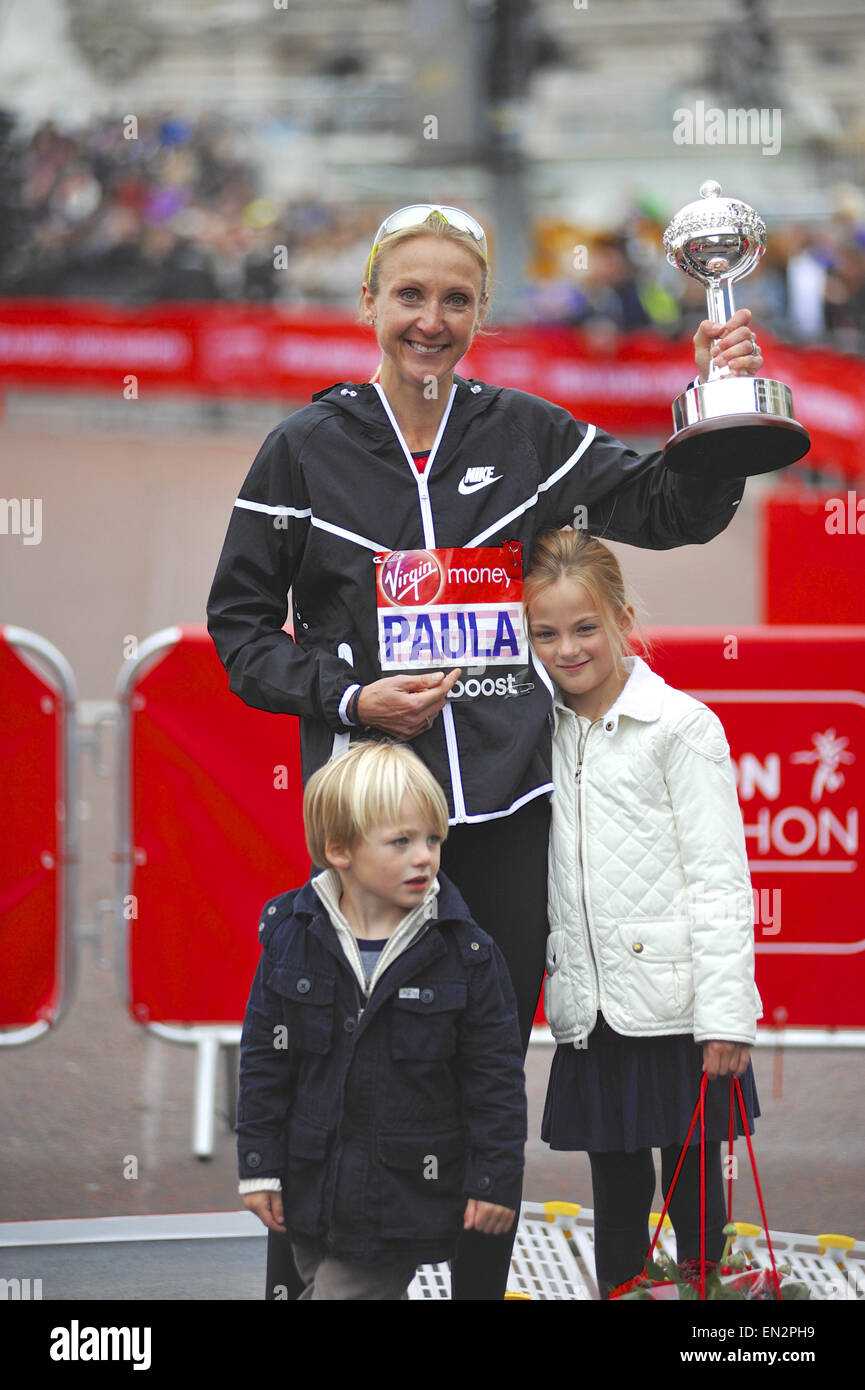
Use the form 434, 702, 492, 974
374, 543, 526, 672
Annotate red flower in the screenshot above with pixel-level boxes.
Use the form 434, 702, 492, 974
676, 1258, 718, 1290
607, 1274, 651, 1299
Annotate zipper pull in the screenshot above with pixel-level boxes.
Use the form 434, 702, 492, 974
353, 978, 367, 1022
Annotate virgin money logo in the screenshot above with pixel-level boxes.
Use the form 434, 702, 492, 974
380, 550, 443, 606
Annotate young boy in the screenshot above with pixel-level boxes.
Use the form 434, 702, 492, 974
237, 740, 527, 1300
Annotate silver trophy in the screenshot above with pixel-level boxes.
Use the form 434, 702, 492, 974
663, 180, 810, 478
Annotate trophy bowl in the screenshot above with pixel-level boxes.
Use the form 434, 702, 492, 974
663, 181, 810, 479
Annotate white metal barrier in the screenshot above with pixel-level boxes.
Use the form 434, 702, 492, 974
409, 1202, 865, 1301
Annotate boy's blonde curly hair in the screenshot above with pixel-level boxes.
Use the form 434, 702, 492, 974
303, 740, 449, 869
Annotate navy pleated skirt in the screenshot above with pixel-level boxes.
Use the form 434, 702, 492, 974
542, 1013, 760, 1154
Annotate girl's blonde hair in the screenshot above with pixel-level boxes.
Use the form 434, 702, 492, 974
523, 529, 649, 672
303, 740, 449, 869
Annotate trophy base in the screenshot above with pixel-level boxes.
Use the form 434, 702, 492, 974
664, 414, 811, 479
665, 377, 811, 478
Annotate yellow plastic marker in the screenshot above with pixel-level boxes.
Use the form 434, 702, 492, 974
649, 1211, 674, 1231
817, 1234, 856, 1258
543, 1200, 581, 1237
730, 1221, 763, 1260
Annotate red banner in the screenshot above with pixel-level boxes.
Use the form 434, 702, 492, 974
646, 626, 865, 1032
1, 298, 863, 478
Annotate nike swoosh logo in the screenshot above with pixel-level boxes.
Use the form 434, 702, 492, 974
458, 474, 503, 495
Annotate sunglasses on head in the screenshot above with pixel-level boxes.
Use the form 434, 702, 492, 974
366, 204, 488, 283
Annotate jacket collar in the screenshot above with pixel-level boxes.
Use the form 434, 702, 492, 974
551, 655, 666, 738
310, 868, 441, 996
310, 375, 502, 436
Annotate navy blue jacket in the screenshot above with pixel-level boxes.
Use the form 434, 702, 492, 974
237, 872, 527, 1264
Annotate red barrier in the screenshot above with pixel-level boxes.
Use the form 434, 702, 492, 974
761, 487, 865, 624
120, 627, 309, 1026
0, 628, 74, 1033
1, 298, 863, 477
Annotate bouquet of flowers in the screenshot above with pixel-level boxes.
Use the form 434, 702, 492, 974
609, 1225, 811, 1300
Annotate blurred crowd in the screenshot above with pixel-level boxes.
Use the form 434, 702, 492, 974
525, 206, 865, 355
2, 112, 865, 354
0, 113, 378, 307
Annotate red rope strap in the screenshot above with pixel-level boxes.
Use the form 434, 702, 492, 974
699, 1077, 707, 1299
646, 1073, 707, 1267
727, 1081, 736, 1223
643, 1073, 782, 1301
733, 1075, 782, 1298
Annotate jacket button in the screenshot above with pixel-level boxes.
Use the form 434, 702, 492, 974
267, 906, 276, 916
476, 1175, 491, 1191
605, 720, 615, 732
296, 978, 311, 993
246, 1151, 262, 1169
344, 1017, 356, 1033
420, 988, 434, 1003
470, 942, 479, 951
632, 943, 644, 954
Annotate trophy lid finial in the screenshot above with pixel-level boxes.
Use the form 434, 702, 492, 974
700, 180, 723, 199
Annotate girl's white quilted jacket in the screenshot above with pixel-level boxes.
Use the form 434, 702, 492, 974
545, 656, 762, 1046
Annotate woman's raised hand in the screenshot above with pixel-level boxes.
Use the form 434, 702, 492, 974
694, 307, 763, 383
355, 670, 462, 740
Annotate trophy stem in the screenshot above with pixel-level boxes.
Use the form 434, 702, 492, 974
706, 278, 736, 381
706, 277, 735, 325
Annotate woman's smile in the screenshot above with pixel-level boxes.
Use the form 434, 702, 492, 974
404, 339, 449, 354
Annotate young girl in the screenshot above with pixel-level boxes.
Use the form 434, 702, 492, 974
523, 528, 761, 1298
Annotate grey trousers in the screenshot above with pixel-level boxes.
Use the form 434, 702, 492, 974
292, 1239, 417, 1301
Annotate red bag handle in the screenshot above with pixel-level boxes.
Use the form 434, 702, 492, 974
644, 1074, 781, 1300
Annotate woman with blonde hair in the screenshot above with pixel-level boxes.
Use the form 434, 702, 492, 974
208, 202, 764, 1300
